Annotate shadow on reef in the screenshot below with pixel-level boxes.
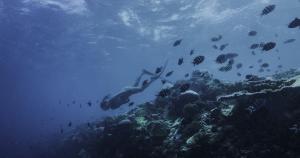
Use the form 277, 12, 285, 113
48, 69, 300, 158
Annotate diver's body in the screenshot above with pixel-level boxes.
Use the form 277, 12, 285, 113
100, 62, 167, 110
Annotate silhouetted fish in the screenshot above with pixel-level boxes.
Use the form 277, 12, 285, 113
220, 43, 229, 51
251, 51, 256, 55
261, 4, 276, 16
87, 101, 92, 107
68, 122, 72, 127
283, 39, 296, 44
161, 79, 166, 84
215, 54, 228, 64
236, 63, 243, 69
211, 35, 222, 42
288, 18, 300, 28
128, 102, 134, 106
266, 69, 271, 72
173, 39, 182, 47
165, 71, 174, 77
261, 63, 269, 68
226, 53, 238, 59
248, 30, 257, 36
258, 59, 263, 63
258, 68, 264, 73
72, 100, 76, 104
250, 43, 260, 49
190, 49, 194, 55
262, 42, 276, 51
60, 128, 64, 134
249, 66, 254, 69
237, 72, 242, 77
178, 58, 184, 65
192, 55, 205, 66
180, 83, 190, 92
219, 65, 232, 72
212, 45, 218, 49
157, 88, 171, 98
278, 65, 283, 68
184, 73, 189, 78
228, 59, 234, 65
155, 67, 162, 74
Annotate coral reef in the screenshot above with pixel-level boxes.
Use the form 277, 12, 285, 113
52, 70, 300, 158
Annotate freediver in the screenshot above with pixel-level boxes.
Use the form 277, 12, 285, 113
100, 61, 168, 110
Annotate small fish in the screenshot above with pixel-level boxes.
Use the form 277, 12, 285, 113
211, 35, 222, 42
266, 69, 271, 72
173, 39, 182, 47
157, 88, 171, 98
161, 79, 166, 84
192, 55, 205, 66
228, 59, 235, 65
184, 73, 189, 78
236, 63, 243, 69
178, 58, 184, 65
128, 102, 134, 106
248, 30, 257, 36
226, 53, 238, 59
251, 51, 256, 55
261, 63, 269, 68
219, 65, 232, 72
278, 65, 283, 68
68, 122, 72, 127
262, 42, 276, 51
258, 59, 263, 63
215, 54, 228, 64
250, 43, 260, 49
155, 67, 162, 74
72, 100, 76, 104
142, 80, 148, 86
87, 122, 91, 128
237, 72, 242, 77
261, 4, 276, 16
212, 45, 218, 50
180, 83, 190, 92
220, 43, 229, 51
288, 18, 300, 28
249, 66, 254, 69
283, 39, 296, 44
165, 71, 174, 77
80, 104, 82, 108
60, 128, 64, 134
190, 49, 194, 55
87, 101, 92, 107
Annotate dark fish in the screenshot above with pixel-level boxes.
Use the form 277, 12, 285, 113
161, 79, 166, 84
288, 18, 300, 28
173, 39, 182, 47
258, 59, 263, 63
60, 128, 64, 134
165, 71, 174, 77
249, 66, 254, 69
251, 51, 256, 55
190, 49, 194, 55
246, 74, 260, 80
212, 45, 218, 50
237, 72, 242, 77
262, 42, 276, 51
215, 54, 228, 64
266, 69, 271, 72
184, 73, 189, 78
220, 43, 229, 51
192, 55, 205, 66
226, 53, 238, 59
261, 63, 269, 68
178, 57, 184, 65
211, 35, 222, 42
87, 101, 92, 107
283, 39, 296, 44
80, 104, 82, 108
248, 30, 257, 36
180, 83, 190, 92
87, 122, 91, 128
142, 80, 148, 86
128, 102, 134, 106
258, 68, 264, 73
250, 43, 260, 49
261, 4, 276, 16
72, 100, 76, 104
68, 122, 72, 127
278, 65, 282, 68
219, 65, 232, 72
157, 88, 171, 98
155, 67, 162, 74
236, 63, 243, 69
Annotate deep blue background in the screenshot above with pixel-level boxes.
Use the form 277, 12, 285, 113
0, 0, 300, 157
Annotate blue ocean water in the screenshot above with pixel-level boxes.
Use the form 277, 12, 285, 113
0, 0, 300, 157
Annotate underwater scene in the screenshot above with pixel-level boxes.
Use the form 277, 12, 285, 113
1, 0, 300, 157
